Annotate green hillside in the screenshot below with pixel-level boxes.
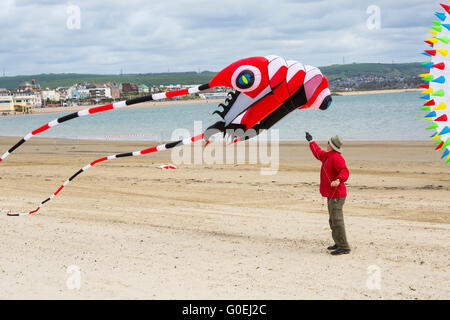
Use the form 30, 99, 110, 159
320, 63, 426, 81
0, 72, 217, 90
0, 63, 426, 90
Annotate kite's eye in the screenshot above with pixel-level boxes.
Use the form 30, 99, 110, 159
231, 65, 261, 93
237, 71, 254, 89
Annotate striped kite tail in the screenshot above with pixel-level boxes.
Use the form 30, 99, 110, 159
7, 133, 205, 216
0, 84, 210, 163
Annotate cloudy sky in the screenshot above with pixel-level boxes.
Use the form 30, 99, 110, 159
0, 0, 440, 75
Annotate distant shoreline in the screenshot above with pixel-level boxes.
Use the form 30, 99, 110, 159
334, 88, 421, 96
6, 98, 225, 116
2, 88, 421, 117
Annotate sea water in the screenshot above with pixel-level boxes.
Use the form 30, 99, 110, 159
0, 91, 428, 142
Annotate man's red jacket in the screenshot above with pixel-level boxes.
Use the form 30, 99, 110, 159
309, 141, 349, 198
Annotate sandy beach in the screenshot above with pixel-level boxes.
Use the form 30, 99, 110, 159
0, 137, 448, 299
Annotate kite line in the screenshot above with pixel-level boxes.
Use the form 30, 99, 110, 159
7, 133, 204, 216
0, 84, 210, 163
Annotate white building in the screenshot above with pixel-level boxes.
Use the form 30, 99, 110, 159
77, 87, 90, 99
0, 95, 13, 112
0, 93, 41, 113
41, 90, 60, 102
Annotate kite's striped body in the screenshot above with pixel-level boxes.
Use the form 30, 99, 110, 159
421, 3, 450, 163
0, 84, 209, 163
1, 55, 331, 216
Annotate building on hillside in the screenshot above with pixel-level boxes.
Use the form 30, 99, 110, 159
88, 87, 105, 100
56, 87, 70, 101
69, 84, 91, 100
121, 83, 139, 93
0, 94, 39, 114
139, 84, 150, 94
166, 84, 182, 90
41, 89, 61, 103
108, 83, 121, 99
17, 79, 41, 93
14, 95, 35, 112
32, 92, 42, 108
198, 87, 229, 100
68, 86, 79, 100
87, 84, 112, 100
77, 86, 90, 99
0, 95, 14, 113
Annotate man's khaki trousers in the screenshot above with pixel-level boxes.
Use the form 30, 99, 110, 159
327, 197, 350, 250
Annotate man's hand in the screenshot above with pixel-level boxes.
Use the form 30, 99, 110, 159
305, 132, 313, 142
330, 180, 340, 188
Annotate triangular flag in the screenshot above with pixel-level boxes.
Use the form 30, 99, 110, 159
431, 134, 442, 140
441, 148, 449, 159
432, 89, 445, 97
435, 114, 448, 121
441, 138, 450, 149
422, 62, 434, 68
437, 48, 449, 56
433, 62, 445, 70
435, 12, 446, 21
432, 25, 443, 32
424, 111, 437, 118
439, 126, 450, 135
441, 3, 450, 15
433, 102, 447, 110
435, 141, 444, 150
438, 36, 450, 44
432, 76, 446, 84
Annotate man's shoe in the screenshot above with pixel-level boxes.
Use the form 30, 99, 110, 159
327, 244, 338, 250
330, 248, 351, 255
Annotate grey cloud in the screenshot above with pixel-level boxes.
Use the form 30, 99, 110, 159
0, 0, 441, 75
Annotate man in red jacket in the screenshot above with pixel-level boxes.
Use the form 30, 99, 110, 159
306, 132, 351, 255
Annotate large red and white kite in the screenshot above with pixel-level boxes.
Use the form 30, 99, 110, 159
1, 55, 331, 216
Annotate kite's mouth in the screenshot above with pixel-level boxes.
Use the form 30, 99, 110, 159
319, 95, 332, 110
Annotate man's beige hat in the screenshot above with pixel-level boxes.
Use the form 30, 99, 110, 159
328, 135, 343, 153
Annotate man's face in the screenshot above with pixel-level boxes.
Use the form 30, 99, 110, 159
327, 142, 333, 152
